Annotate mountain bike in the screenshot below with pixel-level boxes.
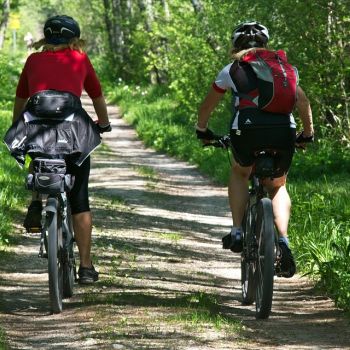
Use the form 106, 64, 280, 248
26, 157, 76, 313
205, 136, 284, 319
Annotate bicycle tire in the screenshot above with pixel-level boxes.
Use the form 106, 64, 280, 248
46, 197, 63, 313
62, 202, 75, 298
255, 198, 275, 319
241, 199, 256, 305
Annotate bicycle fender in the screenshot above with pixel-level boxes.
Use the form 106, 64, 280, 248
45, 198, 58, 214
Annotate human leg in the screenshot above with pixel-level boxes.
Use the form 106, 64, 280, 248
228, 162, 252, 227
222, 162, 252, 252
67, 156, 98, 282
73, 211, 93, 268
73, 211, 98, 283
263, 175, 290, 238
264, 176, 296, 277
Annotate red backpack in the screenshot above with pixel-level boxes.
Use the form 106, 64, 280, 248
236, 49, 297, 114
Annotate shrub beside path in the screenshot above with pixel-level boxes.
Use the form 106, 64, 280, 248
0, 97, 349, 349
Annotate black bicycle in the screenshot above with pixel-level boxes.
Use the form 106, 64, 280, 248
26, 157, 76, 313
205, 136, 283, 319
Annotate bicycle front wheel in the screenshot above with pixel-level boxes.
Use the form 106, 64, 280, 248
255, 198, 275, 319
46, 197, 63, 313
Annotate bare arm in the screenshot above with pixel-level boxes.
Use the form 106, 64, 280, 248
197, 87, 225, 130
92, 95, 110, 126
295, 86, 314, 137
12, 97, 28, 122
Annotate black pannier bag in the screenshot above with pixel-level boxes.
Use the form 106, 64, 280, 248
26, 158, 75, 194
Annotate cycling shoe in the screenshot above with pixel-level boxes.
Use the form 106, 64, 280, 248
276, 241, 296, 278
222, 228, 243, 253
23, 200, 42, 232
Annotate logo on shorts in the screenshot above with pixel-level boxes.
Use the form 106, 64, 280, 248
244, 118, 252, 125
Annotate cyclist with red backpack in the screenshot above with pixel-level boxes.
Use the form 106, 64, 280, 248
196, 21, 314, 277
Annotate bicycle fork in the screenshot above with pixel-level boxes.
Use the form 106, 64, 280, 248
38, 197, 57, 259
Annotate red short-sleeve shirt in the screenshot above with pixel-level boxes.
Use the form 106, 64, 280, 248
16, 48, 102, 99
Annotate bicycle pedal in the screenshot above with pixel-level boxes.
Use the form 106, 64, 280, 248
27, 227, 42, 233
38, 253, 48, 258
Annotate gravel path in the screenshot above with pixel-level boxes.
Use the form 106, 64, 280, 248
0, 97, 349, 350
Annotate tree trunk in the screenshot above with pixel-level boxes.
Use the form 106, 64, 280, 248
121, 0, 132, 68
0, 0, 10, 49
161, 0, 170, 20
103, 0, 125, 77
138, 0, 160, 84
190, 0, 220, 55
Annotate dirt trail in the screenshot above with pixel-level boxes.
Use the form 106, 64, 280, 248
0, 97, 349, 350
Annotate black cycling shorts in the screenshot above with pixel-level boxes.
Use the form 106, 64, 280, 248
230, 127, 296, 177
66, 156, 90, 214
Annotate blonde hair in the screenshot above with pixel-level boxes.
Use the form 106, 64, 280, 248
231, 47, 272, 61
32, 37, 86, 53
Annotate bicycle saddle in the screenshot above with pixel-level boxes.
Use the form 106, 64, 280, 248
254, 151, 276, 178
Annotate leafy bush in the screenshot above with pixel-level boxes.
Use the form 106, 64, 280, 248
0, 53, 27, 246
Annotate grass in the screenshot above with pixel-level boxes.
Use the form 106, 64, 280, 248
133, 164, 159, 190
133, 165, 158, 180
0, 111, 27, 249
155, 231, 182, 243
0, 52, 28, 248
0, 327, 7, 350
167, 292, 242, 332
82, 289, 243, 342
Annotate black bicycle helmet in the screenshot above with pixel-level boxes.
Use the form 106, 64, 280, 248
44, 15, 80, 45
232, 21, 269, 50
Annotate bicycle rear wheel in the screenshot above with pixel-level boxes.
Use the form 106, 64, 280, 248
255, 198, 275, 319
63, 202, 76, 298
241, 198, 256, 305
46, 197, 63, 313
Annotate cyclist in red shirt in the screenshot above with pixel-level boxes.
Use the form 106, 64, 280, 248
196, 22, 314, 277
13, 15, 111, 284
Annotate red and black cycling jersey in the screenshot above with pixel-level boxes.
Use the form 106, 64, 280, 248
212, 62, 297, 130
16, 48, 102, 99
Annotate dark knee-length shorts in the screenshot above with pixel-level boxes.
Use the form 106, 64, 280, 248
230, 127, 296, 178
66, 156, 90, 214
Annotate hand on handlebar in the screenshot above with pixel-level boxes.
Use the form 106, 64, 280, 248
296, 130, 314, 150
195, 126, 220, 144
95, 121, 112, 134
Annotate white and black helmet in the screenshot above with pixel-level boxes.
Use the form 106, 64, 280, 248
232, 21, 269, 49
44, 15, 80, 45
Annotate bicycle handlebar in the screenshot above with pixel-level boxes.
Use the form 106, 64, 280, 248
202, 133, 308, 151
202, 135, 231, 149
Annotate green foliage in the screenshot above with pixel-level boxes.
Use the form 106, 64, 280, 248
288, 147, 350, 312
0, 111, 26, 246
0, 53, 27, 246
0, 53, 22, 109
0, 326, 7, 350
